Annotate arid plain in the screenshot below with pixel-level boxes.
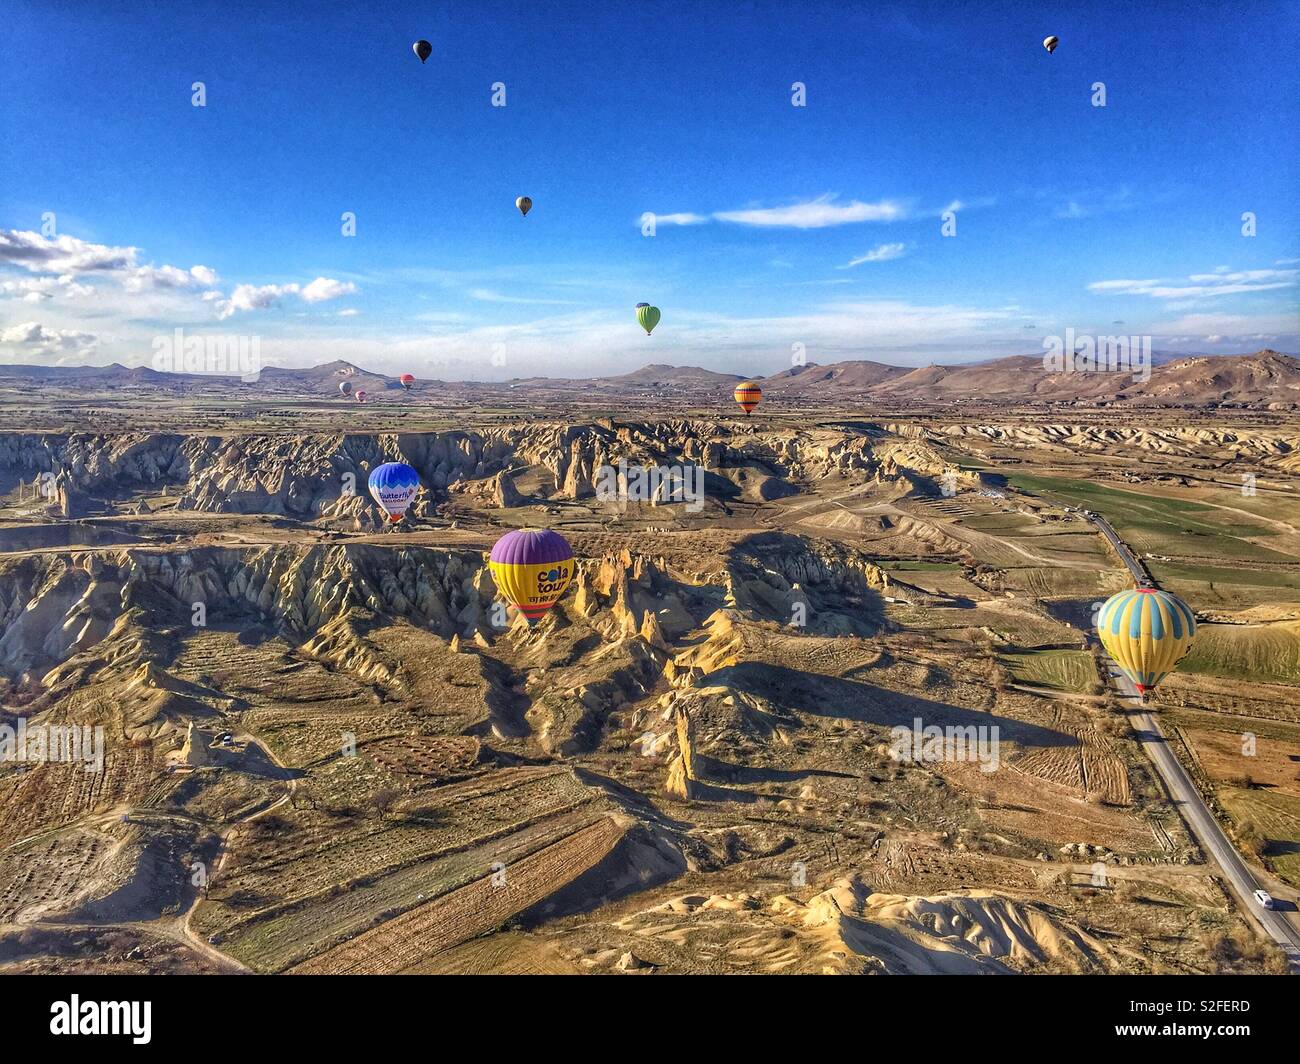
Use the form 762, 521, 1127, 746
1, 353, 1297, 975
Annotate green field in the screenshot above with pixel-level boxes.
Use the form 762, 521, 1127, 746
1179, 621, 1300, 685
1000, 649, 1099, 693
1219, 787, 1300, 888
1149, 561, 1300, 609
1007, 475, 1295, 564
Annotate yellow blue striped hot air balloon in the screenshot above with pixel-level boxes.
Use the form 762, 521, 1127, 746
488, 528, 575, 626
1096, 587, 1197, 694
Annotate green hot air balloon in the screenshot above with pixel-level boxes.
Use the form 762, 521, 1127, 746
635, 303, 661, 336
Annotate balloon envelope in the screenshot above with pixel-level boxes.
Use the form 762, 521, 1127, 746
1097, 587, 1196, 693
368, 462, 420, 523
489, 528, 574, 626
636, 304, 661, 335
355, 390, 367, 403
734, 381, 762, 414
516, 196, 532, 216
1043, 35, 1059, 53
413, 39, 432, 63
339, 381, 352, 396
400, 373, 415, 390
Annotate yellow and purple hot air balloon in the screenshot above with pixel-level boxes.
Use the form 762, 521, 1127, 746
368, 462, 420, 524
489, 528, 574, 626
1096, 586, 1197, 694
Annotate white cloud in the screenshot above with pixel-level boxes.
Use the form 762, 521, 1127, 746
839, 242, 907, 268
0, 230, 137, 274
1052, 186, 1137, 220
1088, 267, 1298, 300
337, 308, 360, 317
214, 277, 358, 318
216, 283, 299, 319
714, 194, 907, 229
299, 276, 358, 303
468, 288, 579, 305
644, 212, 708, 226
0, 229, 362, 326
1152, 310, 1300, 338
0, 320, 98, 357
1, 275, 94, 300
123, 263, 221, 292
0, 230, 222, 313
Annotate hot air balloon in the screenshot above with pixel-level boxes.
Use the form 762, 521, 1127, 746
413, 39, 432, 63
734, 380, 762, 415
400, 373, 415, 391
1043, 35, 1059, 54
368, 462, 420, 524
339, 380, 353, 397
355, 389, 368, 403
516, 196, 532, 217
636, 303, 661, 335
1096, 586, 1197, 695
488, 528, 574, 626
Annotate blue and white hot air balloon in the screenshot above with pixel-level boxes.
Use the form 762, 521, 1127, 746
368, 462, 420, 524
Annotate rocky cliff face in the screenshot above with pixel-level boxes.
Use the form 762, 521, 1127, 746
0, 421, 962, 519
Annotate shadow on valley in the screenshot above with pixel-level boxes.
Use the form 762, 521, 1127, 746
726, 531, 885, 637
697, 661, 1078, 750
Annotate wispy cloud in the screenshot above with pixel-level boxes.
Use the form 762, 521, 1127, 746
838, 242, 907, 268
1017, 184, 1156, 221
714, 194, 907, 229
642, 212, 708, 227
1088, 267, 1298, 299
467, 288, 581, 306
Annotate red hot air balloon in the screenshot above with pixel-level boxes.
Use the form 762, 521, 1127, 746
400, 373, 415, 391
355, 389, 368, 403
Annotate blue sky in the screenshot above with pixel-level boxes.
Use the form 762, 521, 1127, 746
2, 0, 1297, 378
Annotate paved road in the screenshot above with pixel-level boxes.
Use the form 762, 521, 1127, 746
1087, 511, 1152, 584
1087, 512, 1300, 970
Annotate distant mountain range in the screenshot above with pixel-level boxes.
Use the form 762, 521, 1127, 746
1, 351, 1297, 409
592, 350, 1300, 408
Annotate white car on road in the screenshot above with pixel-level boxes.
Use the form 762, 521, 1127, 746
1254, 888, 1275, 910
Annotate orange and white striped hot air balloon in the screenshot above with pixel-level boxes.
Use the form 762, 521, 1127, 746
734, 380, 762, 415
